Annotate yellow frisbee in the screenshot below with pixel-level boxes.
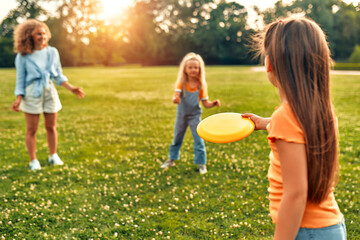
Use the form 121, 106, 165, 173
197, 112, 255, 143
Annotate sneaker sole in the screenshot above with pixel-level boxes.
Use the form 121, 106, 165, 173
30, 168, 41, 171
49, 160, 64, 165
160, 164, 175, 168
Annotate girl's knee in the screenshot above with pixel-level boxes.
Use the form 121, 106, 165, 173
26, 127, 38, 136
45, 125, 56, 133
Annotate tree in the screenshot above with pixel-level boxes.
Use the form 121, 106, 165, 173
255, 0, 360, 60
121, 0, 167, 65
0, 0, 46, 67
192, 1, 252, 64
0, 37, 15, 67
54, 0, 103, 66
87, 22, 125, 66
45, 16, 75, 66
255, 0, 291, 25
333, 2, 360, 59
130, 0, 252, 64
349, 45, 360, 63
0, 0, 46, 38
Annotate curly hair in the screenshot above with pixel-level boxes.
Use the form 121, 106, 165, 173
13, 19, 51, 55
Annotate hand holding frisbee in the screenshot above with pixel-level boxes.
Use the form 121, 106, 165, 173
197, 112, 255, 143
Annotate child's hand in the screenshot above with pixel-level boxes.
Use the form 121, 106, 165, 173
172, 96, 181, 104
12, 98, 21, 112
12, 96, 22, 112
61, 82, 85, 99
202, 99, 220, 108
242, 113, 270, 131
213, 99, 220, 107
72, 87, 85, 99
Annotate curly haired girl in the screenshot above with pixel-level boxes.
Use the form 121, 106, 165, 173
12, 19, 85, 171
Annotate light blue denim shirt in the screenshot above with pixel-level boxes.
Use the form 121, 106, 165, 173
14, 46, 68, 97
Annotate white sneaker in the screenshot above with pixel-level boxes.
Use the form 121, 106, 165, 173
161, 159, 175, 168
48, 153, 64, 165
198, 164, 207, 174
29, 159, 41, 171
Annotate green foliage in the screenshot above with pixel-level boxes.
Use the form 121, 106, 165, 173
254, 0, 291, 24
0, 37, 15, 68
121, 1, 164, 65
120, 0, 254, 65
87, 24, 125, 66
1, 0, 360, 66
55, 0, 103, 66
349, 45, 360, 63
292, 0, 339, 31
333, 62, 360, 70
0, 0, 46, 38
1, 66, 359, 239
192, 1, 253, 64
333, 2, 360, 59
46, 17, 75, 67
0, 0, 46, 68
256, 0, 360, 61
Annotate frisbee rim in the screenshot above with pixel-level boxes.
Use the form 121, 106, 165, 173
197, 112, 255, 143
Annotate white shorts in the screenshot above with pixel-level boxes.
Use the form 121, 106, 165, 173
20, 80, 62, 114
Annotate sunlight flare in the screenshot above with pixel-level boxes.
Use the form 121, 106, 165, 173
100, 0, 134, 17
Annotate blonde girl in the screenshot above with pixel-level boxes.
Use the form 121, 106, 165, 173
161, 52, 220, 174
12, 19, 85, 171
243, 17, 345, 239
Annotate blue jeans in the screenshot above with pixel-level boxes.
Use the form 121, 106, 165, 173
169, 112, 206, 165
295, 219, 346, 240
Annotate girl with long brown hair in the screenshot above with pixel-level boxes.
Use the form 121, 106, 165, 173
243, 17, 346, 239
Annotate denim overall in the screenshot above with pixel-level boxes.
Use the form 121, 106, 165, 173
169, 87, 206, 164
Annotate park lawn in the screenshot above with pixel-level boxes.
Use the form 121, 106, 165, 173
0, 66, 358, 239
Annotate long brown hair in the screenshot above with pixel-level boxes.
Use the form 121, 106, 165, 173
255, 17, 338, 204
14, 19, 51, 55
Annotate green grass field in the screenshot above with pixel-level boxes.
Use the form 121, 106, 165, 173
0, 66, 359, 239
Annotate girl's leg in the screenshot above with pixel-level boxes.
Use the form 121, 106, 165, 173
169, 115, 188, 160
189, 115, 206, 165
44, 112, 57, 155
25, 113, 40, 161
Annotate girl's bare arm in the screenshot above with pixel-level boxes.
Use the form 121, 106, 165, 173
202, 99, 220, 108
274, 140, 308, 240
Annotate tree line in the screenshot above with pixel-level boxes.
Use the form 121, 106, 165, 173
0, 0, 359, 67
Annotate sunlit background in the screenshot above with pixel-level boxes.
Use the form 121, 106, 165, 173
0, 0, 359, 67
100, 0, 133, 18
1, 0, 359, 24
0, 0, 134, 22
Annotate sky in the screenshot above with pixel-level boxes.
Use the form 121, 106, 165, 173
1, 0, 359, 27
